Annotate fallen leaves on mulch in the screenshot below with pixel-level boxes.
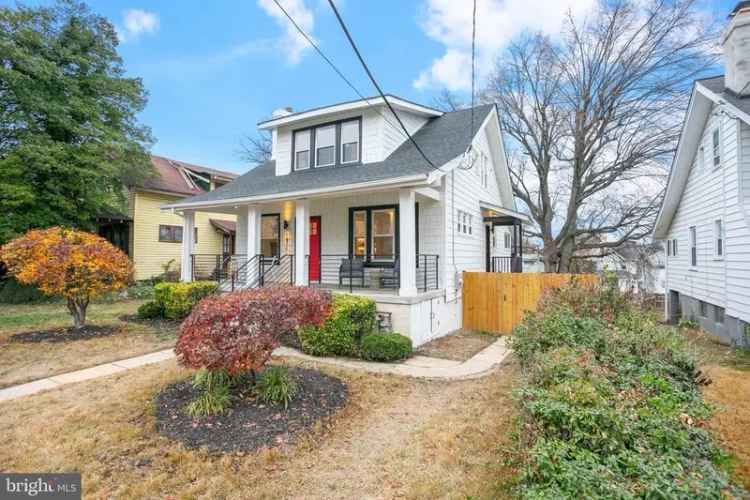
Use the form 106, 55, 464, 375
9, 325, 121, 343
154, 367, 348, 453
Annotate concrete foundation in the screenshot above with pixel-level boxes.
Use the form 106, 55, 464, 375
669, 290, 749, 346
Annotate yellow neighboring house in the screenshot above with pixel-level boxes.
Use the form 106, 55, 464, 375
97, 155, 239, 281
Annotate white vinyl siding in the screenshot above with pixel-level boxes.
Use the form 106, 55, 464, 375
663, 107, 750, 324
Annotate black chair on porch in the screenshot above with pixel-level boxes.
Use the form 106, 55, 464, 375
339, 257, 365, 288
378, 257, 400, 289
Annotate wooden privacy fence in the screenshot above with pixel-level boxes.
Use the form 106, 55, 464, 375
462, 272, 598, 335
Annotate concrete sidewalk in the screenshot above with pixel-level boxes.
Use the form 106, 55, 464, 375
0, 338, 510, 403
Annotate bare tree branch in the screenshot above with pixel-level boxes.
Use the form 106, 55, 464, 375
237, 131, 272, 166
485, 0, 717, 271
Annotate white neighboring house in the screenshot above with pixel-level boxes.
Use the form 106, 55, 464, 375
590, 243, 666, 295
163, 96, 526, 346
653, 3, 750, 345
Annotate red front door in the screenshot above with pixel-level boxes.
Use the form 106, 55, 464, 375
309, 216, 321, 281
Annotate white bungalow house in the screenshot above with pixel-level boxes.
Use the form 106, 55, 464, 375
163, 95, 526, 345
653, 2, 750, 345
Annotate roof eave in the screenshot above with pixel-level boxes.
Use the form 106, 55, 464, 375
162, 173, 432, 211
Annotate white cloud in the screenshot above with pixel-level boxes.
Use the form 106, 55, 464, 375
257, 0, 315, 64
117, 9, 159, 43
414, 0, 596, 91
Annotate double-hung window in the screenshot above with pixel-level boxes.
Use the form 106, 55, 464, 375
352, 210, 366, 257
714, 219, 724, 258
371, 208, 396, 259
712, 129, 721, 168
261, 214, 280, 258
341, 120, 359, 163
315, 125, 336, 167
689, 226, 697, 267
294, 130, 311, 170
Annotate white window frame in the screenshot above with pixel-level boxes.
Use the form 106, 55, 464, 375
714, 219, 724, 259
340, 120, 359, 164
293, 129, 311, 171
315, 125, 336, 168
504, 232, 511, 249
689, 226, 697, 267
672, 238, 678, 257
370, 208, 396, 260
712, 128, 721, 169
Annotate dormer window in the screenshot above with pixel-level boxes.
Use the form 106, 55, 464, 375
315, 125, 336, 167
294, 129, 311, 170
341, 120, 360, 163
292, 117, 362, 171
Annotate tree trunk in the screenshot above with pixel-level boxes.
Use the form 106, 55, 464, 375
67, 297, 88, 330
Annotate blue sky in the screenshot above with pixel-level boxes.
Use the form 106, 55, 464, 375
6, 0, 737, 173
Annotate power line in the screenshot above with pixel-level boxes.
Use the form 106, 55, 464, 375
457, 0, 478, 171
269, 0, 408, 140
325, 0, 442, 172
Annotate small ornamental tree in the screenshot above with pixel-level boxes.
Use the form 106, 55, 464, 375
0, 227, 134, 329
176, 286, 332, 376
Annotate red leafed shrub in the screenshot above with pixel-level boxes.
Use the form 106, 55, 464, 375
175, 286, 332, 374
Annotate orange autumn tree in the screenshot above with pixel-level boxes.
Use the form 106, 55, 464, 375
0, 227, 134, 329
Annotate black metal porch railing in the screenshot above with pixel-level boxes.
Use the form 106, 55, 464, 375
417, 254, 439, 292
191, 253, 247, 282
307, 254, 439, 293
258, 254, 295, 287
490, 256, 523, 273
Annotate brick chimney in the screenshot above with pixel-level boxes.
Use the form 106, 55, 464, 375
724, 2, 750, 96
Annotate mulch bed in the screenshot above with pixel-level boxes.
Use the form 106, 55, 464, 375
118, 314, 181, 330
154, 367, 348, 453
9, 325, 121, 344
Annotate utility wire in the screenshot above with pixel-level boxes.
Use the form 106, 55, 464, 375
456, 0, 478, 171
269, 0, 408, 140
325, 0, 442, 172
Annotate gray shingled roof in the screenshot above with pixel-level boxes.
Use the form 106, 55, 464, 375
172, 104, 496, 206
698, 75, 750, 117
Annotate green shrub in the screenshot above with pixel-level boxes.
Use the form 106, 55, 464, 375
186, 368, 233, 417
257, 366, 298, 408
678, 316, 699, 330
154, 281, 217, 320
127, 283, 155, 300
137, 300, 164, 319
298, 294, 376, 357
360, 333, 412, 361
0, 276, 54, 304
507, 279, 745, 498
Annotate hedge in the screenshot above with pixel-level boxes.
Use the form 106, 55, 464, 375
360, 333, 412, 361
0, 276, 53, 304
298, 294, 377, 357
147, 281, 217, 320
507, 277, 745, 498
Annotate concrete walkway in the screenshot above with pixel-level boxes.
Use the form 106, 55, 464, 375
0, 338, 510, 403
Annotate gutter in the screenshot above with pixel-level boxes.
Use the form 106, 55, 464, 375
162, 173, 431, 211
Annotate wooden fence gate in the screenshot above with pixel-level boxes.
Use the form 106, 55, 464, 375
462, 272, 598, 335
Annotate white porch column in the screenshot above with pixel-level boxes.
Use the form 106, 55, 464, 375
245, 205, 261, 257
295, 199, 310, 286
399, 188, 417, 296
180, 210, 195, 282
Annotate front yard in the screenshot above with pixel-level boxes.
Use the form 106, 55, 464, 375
0, 356, 519, 499
0, 300, 177, 388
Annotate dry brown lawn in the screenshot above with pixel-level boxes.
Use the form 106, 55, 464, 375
0, 356, 519, 499
684, 328, 750, 489
0, 300, 176, 388
416, 330, 499, 361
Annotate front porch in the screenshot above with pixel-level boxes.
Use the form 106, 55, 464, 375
179, 187, 443, 297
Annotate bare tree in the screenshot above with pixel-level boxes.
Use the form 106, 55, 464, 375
238, 131, 272, 166
485, 0, 717, 272
431, 88, 464, 112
